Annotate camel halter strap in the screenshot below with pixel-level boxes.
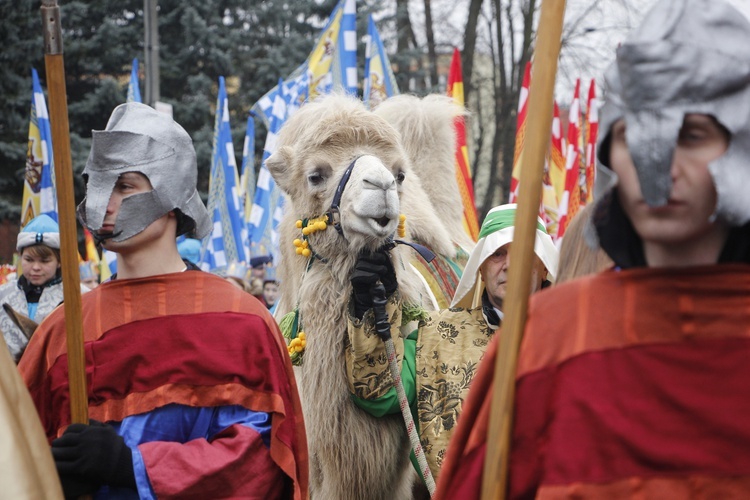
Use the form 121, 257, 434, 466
324, 156, 437, 261
326, 156, 358, 237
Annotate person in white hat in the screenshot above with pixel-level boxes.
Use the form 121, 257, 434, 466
18, 103, 307, 499
343, 203, 558, 484
0, 214, 88, 362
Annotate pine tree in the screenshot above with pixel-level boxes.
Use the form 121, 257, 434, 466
0, 0, 47, 219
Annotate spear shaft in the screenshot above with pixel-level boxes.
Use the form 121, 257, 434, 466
480, 0, 566, 498
40, 0, 88, 426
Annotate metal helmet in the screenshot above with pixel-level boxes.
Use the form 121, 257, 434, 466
77, 102, 211, 242
596, 0, 750, 225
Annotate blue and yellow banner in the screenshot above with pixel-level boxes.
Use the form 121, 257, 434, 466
22, 68, 57, 226
252, 0, 357, 126
363, 15, 399, 109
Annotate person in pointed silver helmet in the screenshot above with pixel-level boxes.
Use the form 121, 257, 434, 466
78, 102, 211, 244
434, 2, 750, 498
20, 103, 308, 498
589, 0, 750, 267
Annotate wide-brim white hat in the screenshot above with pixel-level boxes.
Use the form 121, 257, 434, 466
451, 204, 558, 309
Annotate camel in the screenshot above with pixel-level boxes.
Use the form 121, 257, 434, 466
0, 309, 62, 499
267, 93, 455, 499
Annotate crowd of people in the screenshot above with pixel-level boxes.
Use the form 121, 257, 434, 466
1, 0, 749, 497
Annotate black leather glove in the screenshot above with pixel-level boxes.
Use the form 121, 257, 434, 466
52, 419, 136, 497
351, 250, 397, 319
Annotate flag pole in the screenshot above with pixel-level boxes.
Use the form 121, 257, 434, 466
481, 0, 566, 498
40, 0, 88, 426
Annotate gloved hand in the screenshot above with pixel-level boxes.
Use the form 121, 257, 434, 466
52, 419, 136, 497
350, 249, 397, 319
57, 473, 99, 499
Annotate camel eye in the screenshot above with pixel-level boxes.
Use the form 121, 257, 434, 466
308, 172, 324, 186
396, 171, 406, 184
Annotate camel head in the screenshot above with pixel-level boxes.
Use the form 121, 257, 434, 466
267, 93, 412, 255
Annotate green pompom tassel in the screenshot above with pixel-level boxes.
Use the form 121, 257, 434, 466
402, 303, 429, 326
279, 310, 298, 341
280, 308, 305, 366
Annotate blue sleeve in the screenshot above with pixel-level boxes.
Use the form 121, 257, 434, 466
107, 403, 274, 499
208, 404, 273, 447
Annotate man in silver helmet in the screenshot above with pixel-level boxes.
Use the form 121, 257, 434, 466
19, 103, 307, 499
434, 1, 750, 498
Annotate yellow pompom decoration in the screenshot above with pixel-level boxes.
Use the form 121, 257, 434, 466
294, 215, 332, 258
397, 214, 407, 238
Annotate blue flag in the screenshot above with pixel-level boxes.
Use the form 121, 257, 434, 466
247, 74, 311, 263
241, 114, 256, 252
252, 0, 357, 126
363, 15, 399, 109
248, 79, 286, 262
22, 68, 57, 226
100, 248, 118, 281
200, 77, 248, 270
127, 58, 142, 103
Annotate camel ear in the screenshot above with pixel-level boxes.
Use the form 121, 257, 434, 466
2, 303, 38, 341
266, 146, 295, 194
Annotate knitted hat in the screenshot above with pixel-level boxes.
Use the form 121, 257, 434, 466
16, 214, 60, 251
451, 204, 558, 309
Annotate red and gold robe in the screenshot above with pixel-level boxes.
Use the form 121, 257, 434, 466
20, 271, 308, 499
436, 265, 750, 499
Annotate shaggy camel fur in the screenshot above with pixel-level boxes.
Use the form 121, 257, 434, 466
267, 93, 455, 500
374, 94, 475, 252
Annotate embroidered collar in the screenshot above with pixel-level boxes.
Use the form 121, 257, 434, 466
18, 273, 62, 304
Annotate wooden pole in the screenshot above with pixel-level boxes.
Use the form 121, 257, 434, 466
480, 0, 566, 498
40, 0, 88, 426
144, 0, 160, 108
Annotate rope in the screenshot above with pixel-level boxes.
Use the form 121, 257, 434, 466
372, 283, 436, 496
384, 336, 436, 495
